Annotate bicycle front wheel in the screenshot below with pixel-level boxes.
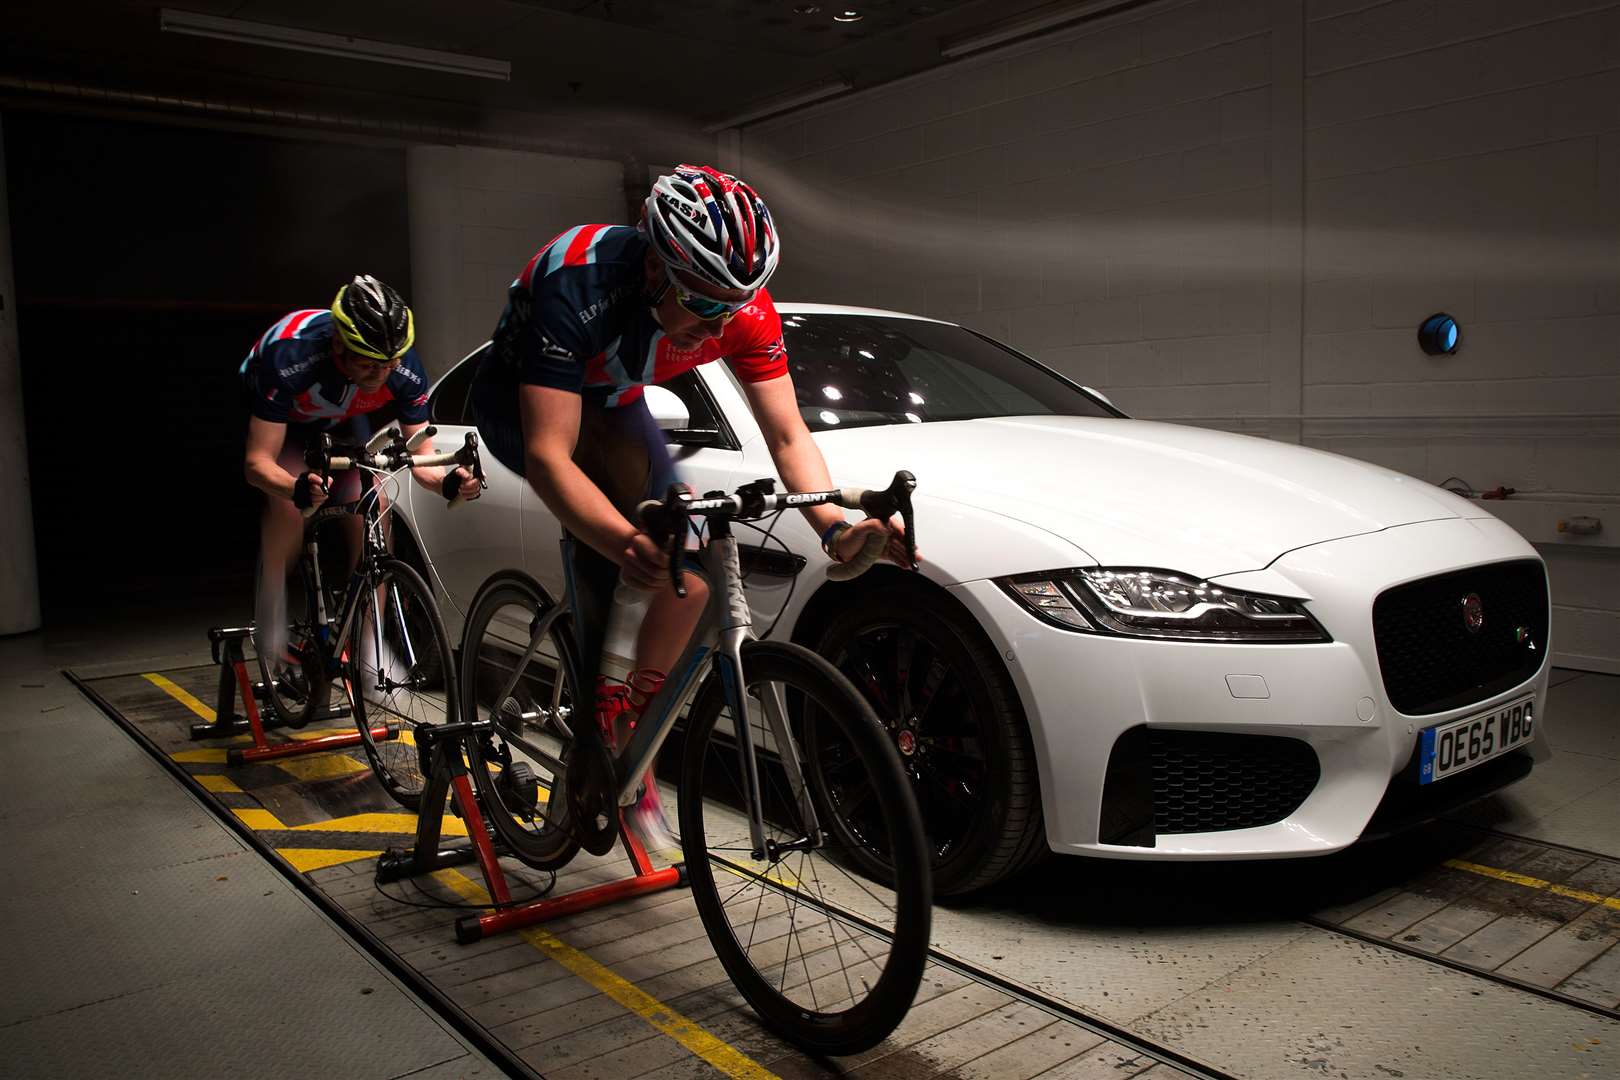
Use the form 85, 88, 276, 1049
459, 572, 583, 870
348, 557, 457, 809
680, 640, 931, 1056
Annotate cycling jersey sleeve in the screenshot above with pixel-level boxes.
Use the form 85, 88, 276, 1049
389, 347, 432, 423
522, 282, 594, 394
723, 290, 790, 384
246, 341, 302, 424
512, 225, 639, 395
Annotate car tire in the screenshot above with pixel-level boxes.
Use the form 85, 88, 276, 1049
817, 584, 1046, 896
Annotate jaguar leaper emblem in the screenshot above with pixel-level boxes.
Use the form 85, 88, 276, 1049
1462, 593, 1484, 633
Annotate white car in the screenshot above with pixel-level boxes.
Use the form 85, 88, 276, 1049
395, 303, 1551, 895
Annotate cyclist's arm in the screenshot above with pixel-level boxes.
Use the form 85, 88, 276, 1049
398, 420, 475, 497
741, 373, 915, 566
519, 384, 665, 589
740, 374, 845, 537
244, 416, 302, 501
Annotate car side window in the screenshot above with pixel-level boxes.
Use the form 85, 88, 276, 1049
662, 370, 729, 441
430, 345, 485, 426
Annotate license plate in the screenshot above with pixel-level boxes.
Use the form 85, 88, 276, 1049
1419, 696, 1536, 785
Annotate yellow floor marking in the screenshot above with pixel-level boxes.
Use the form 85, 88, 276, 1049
718, 861, 801, 891
280, 848, 383, 873
289, 727, 360, 741
274, 754, 372, 782
196, 774, 243, 794
171, 748, 229, 764
291, 813, 467, 837
1445, 859, 1620, 911
143, 672, 216, 722
233, 808, 287, 830
436, 869, 780, 1080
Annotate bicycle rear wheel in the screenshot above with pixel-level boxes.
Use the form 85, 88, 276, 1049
254, 554, 333, 729
348, 557, 457, 809
680, 640, 931, 1056
460, 573, 583, 870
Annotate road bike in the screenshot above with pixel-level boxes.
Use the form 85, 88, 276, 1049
257, 424, 482, 808
458, 471, 931, 1054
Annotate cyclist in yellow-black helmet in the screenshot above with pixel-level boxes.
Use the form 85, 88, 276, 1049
240, 275, 480, 679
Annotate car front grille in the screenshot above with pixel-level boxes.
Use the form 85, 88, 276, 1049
1099, 728, 1320, 844
1372, 559, 1548, 716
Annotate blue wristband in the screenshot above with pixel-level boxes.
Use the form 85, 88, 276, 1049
820, 520, 851, 559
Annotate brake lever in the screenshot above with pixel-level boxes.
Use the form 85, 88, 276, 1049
857, 470, 918, 570
666, 484, 692, 599
463, 432, 488, 491
892, 470, 918, 570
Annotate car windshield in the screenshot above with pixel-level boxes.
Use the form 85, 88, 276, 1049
779, 313, 1120, 432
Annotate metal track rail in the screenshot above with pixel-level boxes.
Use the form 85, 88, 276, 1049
1306, 818, 1620, 1023
710, 855, 1241, 1080
64, 669, 540, 1080
1302, 913, 1620, 1023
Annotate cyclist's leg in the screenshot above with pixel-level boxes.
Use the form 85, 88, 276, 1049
584, 397, 709, 676
575, 396, 707, 854
256, 426, 320, 672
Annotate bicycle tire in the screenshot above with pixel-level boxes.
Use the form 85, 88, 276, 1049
679, 639, 931, 1056
254, 553, 332, 729
349, 557, 458, 809
460, 573, 584, 870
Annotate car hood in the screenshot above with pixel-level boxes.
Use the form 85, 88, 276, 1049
813, 416, 1481, 580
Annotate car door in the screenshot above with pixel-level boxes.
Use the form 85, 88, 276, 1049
404, 344, 527, 630
519, 369, 747, 603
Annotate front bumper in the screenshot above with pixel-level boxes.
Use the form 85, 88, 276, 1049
951, 516, 1551, 860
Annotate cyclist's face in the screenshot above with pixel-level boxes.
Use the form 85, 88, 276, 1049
334, 341, 398, 390
647, 255, 751, 349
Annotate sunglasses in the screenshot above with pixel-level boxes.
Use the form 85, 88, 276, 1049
337, 343, 402, 373
663, 262, 754, 321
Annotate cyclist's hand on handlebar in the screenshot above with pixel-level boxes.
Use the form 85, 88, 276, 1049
441, 466, 482, 503
292, 471, 331, 511
618, 531, 669, 592
834, 515, 920, 570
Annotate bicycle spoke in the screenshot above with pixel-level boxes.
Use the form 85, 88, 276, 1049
683, 642, 927, 1053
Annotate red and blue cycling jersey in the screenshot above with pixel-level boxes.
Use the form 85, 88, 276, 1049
485, 224, 788, 408
241, 309, 430, 430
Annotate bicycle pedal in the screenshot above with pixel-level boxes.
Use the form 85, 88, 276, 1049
565, 739, 619, 858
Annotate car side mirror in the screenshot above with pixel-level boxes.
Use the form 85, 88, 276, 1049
644, 385, 689, 431
644, 383, 726, 447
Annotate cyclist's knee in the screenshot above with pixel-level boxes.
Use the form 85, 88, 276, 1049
676, 572, 709, 606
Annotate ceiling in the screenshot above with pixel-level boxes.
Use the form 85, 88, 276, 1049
3, 0, 1073, 155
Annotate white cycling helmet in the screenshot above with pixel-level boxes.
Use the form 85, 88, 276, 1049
642, 164, 781, 292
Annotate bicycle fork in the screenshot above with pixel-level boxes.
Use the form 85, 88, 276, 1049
709, 530, 823, 862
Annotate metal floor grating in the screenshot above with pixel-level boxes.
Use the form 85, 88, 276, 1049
79, 662, 1208, 1080
1311, 827, 1620, 1016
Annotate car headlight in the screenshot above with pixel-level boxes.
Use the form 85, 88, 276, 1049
999, 568, 1330, 643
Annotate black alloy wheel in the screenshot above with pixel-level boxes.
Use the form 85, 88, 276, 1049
816, 585, 1046, 896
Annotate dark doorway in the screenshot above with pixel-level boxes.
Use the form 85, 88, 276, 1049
6, 111, 410, 622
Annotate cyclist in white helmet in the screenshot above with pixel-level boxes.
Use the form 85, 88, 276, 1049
470, 164, 913, 849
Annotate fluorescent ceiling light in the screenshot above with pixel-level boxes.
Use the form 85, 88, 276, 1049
160, 9, 511, 81
704, 78, 854, 132
941, 0, 1146, 59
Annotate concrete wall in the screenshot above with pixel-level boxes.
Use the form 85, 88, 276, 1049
0, 115, 40, 634
739, 0, 1620, 670
407, 145, 625, 378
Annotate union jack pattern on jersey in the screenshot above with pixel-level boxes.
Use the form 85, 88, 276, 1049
488, 224, 787, 409
240, 308, 429, 429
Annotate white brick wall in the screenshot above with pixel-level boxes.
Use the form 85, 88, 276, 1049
406, 145, 623, 378
741, 0, 1620, 669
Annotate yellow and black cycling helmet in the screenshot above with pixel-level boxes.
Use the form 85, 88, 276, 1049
331, 274, 414, 361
